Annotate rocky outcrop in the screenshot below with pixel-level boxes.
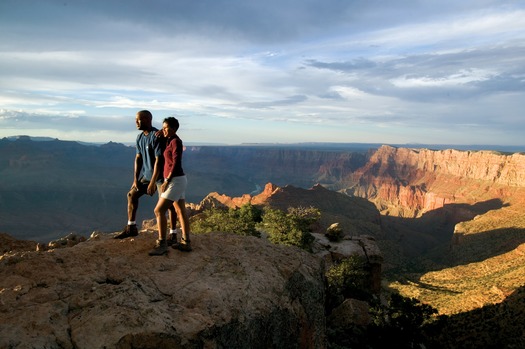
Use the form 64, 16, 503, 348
7, 221, 389, 347
0, 232, 326, 349
194, 183, 383, 238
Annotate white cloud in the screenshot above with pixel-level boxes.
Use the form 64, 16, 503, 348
390, 68, 497, 88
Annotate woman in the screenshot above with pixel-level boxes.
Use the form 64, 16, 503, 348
149, 117, 192, 256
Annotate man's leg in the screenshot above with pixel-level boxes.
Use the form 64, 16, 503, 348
115, 187, 144, 239
128, 187, 142, 223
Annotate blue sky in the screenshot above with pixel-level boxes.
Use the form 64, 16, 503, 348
1, 0, 524, 146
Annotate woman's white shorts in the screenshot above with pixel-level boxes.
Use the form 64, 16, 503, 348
160, 175, 187, 202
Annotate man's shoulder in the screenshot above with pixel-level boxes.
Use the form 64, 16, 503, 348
137, 129, 158, 141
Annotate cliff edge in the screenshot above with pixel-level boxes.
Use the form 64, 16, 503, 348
0, 232, 326, 349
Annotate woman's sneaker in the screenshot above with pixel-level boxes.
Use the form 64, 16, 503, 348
148, 239, 168, 256
172, 237, 192, 252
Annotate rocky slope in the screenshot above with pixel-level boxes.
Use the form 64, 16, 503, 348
195, 182, 382, 238
0, 233, 385, 349
1, 232, 328, 348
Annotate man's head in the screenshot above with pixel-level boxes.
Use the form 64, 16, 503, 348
135, 110, 153, 131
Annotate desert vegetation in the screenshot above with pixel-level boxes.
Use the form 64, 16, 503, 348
192, 203, 320, 251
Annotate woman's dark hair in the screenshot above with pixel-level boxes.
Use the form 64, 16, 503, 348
163, 117, 179, 132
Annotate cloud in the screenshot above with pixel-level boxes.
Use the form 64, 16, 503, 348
0, 109, 133, 132
0, 0, 524, 146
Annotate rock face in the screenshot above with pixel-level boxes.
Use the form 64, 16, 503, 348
0, 232, 326, 349
346, 145, 525, 217
185, 145, 367, 192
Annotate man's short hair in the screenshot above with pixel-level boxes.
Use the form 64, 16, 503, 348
138, 110, 153, 121
163, 117, 180, 132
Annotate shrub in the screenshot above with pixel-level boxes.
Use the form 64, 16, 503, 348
326, 255, 371, 309
327, 292, 439, 349
257, 206, 320, 251
191, 204, 262, 237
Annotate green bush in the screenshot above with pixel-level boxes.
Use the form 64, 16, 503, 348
191, 204, 262, 237
191, 204, 320, 250
257, 206, 320, 251
326, 256, 371, 309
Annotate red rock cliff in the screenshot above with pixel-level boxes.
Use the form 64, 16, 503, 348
346, 145, 525, 217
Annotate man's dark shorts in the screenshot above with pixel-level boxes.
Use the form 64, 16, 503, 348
135, 178, 150, 195
133, 177, 161, 197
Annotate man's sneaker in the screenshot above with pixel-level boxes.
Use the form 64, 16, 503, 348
148, 239, 168, 256
172, 237, 192, 252
114, 224, 138, 239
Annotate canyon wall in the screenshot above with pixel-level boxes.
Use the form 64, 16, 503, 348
344, 145, 525, 217
184, 145, 368, 197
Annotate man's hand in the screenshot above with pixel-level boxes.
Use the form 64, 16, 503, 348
147, 182, 157, 196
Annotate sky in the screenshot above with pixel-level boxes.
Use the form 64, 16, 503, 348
1, 0, 524, 146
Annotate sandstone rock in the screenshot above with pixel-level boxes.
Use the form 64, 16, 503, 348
47, 233, 87, 249
348, 145, 525, 218
0, 232, 326, 349
325, 223, 343, 242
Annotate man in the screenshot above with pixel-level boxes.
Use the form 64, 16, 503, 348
115, 110, 177, 239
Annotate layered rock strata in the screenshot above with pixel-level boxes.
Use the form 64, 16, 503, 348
347, 145, 525, 217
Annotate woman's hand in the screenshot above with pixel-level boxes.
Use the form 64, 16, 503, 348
160, 181, 169, 193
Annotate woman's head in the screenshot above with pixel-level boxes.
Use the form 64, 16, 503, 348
162, 117, 179, 137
